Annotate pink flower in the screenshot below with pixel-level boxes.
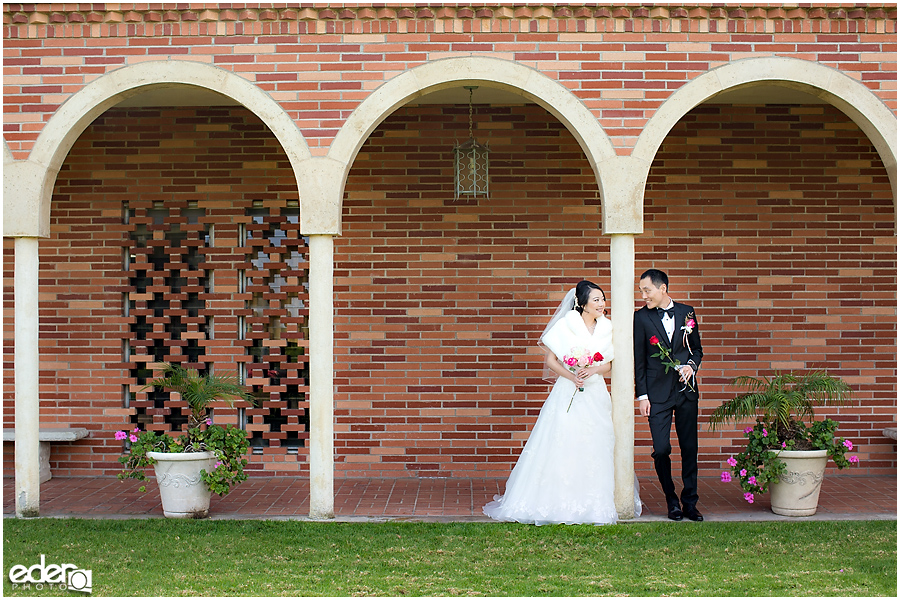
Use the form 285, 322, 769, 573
565, 357, 578, 367
214, 461, 223, 468
762, 428, 768, 437
206, 418, 212, 426
726, 456, 738, 467
720, 471, 731, 482
740, 468, 747, 477
782, 441, 787, 449
748, 476, 757, 486
848, 455, 859, 463
686, 318, 696, 329
115, 431, 127, 441
132, 427, 141, 433
744, 492, 755, 504
129, 434, 138, 443
743, 426, 753, 434
843, 440, 853, 450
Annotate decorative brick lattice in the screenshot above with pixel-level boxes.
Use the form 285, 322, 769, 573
122, 198, 310, 451
242, 202, 310, 452
124, 200, 212, 432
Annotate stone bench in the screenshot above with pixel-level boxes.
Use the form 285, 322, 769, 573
2, 427, 90, 483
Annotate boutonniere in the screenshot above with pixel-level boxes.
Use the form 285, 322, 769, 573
681, 312, 696, 334
681, 312, 696, 354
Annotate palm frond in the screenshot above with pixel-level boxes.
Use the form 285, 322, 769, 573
707, 370, 851, 432
143, 363, 256, 424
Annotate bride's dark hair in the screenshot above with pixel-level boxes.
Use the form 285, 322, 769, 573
574, 280, 605, 314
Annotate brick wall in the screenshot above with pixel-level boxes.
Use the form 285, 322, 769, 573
3, 106, 305, 477
333, 101, 895, 479
2, 101, 895, 481
2, 5, 895, 159
3, 3, 896, 482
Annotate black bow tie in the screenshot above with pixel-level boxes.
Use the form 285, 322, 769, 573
658, 307, 675, 319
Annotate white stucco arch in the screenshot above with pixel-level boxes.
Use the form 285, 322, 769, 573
312, 56, 636, 234
3, 60, 311, 238
633, 56, 898, 201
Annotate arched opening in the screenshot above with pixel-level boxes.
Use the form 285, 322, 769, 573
333, 86, 613, 480
638, 63, 896, 484
3, 66, 316, 480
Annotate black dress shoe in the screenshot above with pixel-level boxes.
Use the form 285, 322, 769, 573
667, 507, 683, 521
684, 507, 704, 522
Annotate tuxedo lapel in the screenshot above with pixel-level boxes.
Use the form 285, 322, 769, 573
646, 308, 671, 349
670, 303, 685, 351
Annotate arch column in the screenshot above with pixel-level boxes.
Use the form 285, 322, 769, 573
599, 155, 648, 519
13, 237, 41, 517
299, 156, 346, 519
609, 234, 636, 518
308, 235, 335, 519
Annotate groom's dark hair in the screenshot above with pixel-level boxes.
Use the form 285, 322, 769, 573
640, 269, 669, 290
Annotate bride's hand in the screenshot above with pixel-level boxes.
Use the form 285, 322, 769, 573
576, 365, 599, 381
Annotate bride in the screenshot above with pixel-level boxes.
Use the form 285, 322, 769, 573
483, 280, 641, 525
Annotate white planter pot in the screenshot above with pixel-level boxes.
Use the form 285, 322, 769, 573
148, 450, 216, 519
769, 449, 829, 517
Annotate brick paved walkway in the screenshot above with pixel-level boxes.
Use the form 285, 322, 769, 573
3, 475, 895, 522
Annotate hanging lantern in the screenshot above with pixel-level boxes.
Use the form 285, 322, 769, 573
453, 86, 489, 199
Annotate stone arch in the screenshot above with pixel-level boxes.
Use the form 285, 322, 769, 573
320, 56, 630, 233
8, 60, 311, 237
633, 56, 898, 199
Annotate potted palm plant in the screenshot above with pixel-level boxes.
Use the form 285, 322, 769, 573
708, 371, 859, 516
117, 363, 256, 518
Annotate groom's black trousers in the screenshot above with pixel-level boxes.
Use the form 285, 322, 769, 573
647, 385, 699, 509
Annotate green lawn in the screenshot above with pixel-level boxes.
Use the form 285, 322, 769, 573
3, 519, 896, 596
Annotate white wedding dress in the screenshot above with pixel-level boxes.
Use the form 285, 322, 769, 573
483, 310, 642, 525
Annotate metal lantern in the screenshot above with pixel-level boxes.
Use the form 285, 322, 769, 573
453, 86, 489, 199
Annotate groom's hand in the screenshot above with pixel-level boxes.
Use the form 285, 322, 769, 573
639, 398, 650, 417
678, 365, 695, 383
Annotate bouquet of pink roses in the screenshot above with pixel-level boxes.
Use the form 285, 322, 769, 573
562, 347, 603, 412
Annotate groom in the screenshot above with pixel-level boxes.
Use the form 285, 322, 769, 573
634, 269, 704, 522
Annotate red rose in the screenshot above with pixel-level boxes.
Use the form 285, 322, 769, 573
593, 352, 603, 362
649, 335, 660, 345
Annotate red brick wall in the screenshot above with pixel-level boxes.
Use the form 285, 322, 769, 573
2, 5, 895, 159
2, 101, 895, 481
334, 102, 895, 479
643, 104, 896, 477
3, 106, 303, 477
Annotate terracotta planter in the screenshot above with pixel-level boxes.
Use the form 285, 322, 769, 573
147, 450, 216, 518
769, 449, 829, 517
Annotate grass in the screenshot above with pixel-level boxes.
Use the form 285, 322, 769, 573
2, 519, 896, 596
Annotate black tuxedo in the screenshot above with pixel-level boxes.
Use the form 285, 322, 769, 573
634, 301, 703, 510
